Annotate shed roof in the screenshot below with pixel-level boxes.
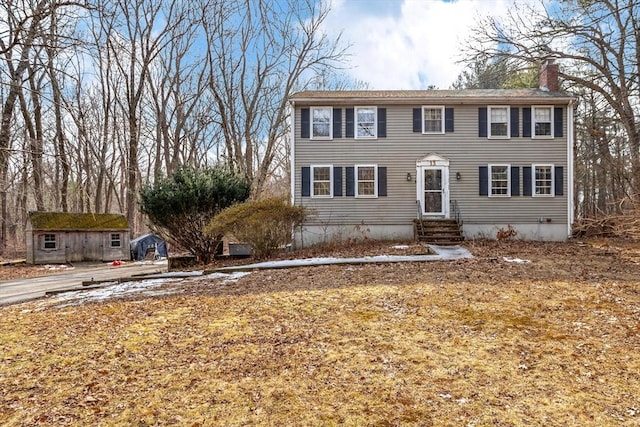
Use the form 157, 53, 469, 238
28, 212, 129, 231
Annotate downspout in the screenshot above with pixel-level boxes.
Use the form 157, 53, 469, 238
290, 100, 296, 206
567, 99, 575, 238
289, 100, 299, 248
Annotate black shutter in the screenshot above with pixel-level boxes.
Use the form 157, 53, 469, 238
523, 107, 531, 137
345, 108, 354, 138
378, 167, 387, 196
554, 107, 563, 137
413, 108, 422, 132
511, 166, 520, 196
333, 166, 343, 196
301, 108, 310, 138
479, 107, 487, 137
377, 108, 386, 138
510, 107, 519, 137
445, 107, 454, 133
479, 166, 488, 196
333, 108, 342, 138
523, 166, 532, 196
302, 166, 310, 197
346, 166, 355, 196
555, 166, 564, 196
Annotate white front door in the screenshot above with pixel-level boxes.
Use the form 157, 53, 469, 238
419, 166, 449, 217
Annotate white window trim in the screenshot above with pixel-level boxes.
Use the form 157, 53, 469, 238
532, 105, 554, 139
532, 163, 555, 197
488, 163, 511, 197
488, 105, 511, 139
310, 106, 333, 140
422, 106, 445, 134
310, 164, 333, 198
42, 233, 57, 250
110, 233, 122, 248
355, 164, 378, 198
354, 106, 377, 139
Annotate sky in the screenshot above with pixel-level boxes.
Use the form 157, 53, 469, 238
322, 0, 518, 89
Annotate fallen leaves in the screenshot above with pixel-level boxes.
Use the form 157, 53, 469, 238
1, 239, 640, 426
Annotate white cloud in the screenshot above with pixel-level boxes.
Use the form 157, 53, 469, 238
324, 0, 518, 89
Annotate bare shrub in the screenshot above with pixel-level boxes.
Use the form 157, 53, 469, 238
207, 198, 307, 259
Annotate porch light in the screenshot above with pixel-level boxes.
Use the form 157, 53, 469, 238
406, 172, 412, 181
456, 172, 462, 180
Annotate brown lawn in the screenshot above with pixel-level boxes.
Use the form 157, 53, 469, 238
1, 239, 639, 426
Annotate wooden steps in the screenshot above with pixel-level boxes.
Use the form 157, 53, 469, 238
414, 218, 464, 245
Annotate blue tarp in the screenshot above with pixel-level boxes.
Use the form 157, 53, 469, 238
130, 234, 168, 260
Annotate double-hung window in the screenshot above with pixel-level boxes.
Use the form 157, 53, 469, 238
489, 164, 510, 196
489, 106, 509, 138
110, 233, 122, 248
422, 106, 444, 134
533, 164, 554, 196
43, 234, 57, 250
355, 165, 377, 197
533, 106, 553, 137
311, 165, 333, 197
311, 107, 332, 139
355, 107, 377, 138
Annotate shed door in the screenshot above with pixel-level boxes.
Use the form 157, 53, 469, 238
65, 232, 84, 262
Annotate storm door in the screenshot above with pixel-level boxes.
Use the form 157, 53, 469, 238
418, 166, 449, 217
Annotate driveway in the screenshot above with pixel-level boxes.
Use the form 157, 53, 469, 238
0, 261, 167, 306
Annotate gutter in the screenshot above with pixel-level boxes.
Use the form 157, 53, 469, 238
567, 98, 575, 238
290, 96, 576, 105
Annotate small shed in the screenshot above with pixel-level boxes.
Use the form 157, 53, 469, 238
130, 234, 168, 260
26, 212, 130, 264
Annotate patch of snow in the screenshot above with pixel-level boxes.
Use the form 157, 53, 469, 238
503, 256, 531, 264
52, 278, 182, 307
391, 245, 410, 250
46, 271, 252, 307
205, 271, 251, 282
42, 264, 74, 271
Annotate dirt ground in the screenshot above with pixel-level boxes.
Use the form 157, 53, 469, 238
1, 238, 639, 426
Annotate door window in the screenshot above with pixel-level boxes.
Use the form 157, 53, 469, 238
424, 169, 443, 213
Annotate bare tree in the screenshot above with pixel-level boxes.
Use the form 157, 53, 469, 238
201, 0, 347, 197
463, 0, 640, 213
99, 0, 185, 234
0, 0, 80, 253
144, 4, 211, 180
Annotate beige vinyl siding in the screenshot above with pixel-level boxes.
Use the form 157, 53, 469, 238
294, 103, 569, 227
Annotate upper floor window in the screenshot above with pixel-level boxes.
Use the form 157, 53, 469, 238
355, 165, 377, 197
311, 107, 332, 139
533, 106, 553, 137
489, 106, 509, 138
311, 165, 333, 197
43, 234, 57, 250
355, 107, 377, 138
533, 164, 554, 196
489, 164, 510, 196
110, 233, 122, 248
422, 106, 444, 134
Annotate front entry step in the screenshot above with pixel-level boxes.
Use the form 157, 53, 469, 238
414, 219, 464, 245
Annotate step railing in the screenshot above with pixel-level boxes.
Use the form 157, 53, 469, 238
415, 200, 425, 237
450, 199, 463, 228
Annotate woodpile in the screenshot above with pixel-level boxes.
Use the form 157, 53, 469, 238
573, 208, 640, 239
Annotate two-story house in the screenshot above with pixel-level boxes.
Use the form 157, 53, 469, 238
290, 62, 575, 246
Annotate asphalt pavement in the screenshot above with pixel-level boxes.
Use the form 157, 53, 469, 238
0, 261, 167, 306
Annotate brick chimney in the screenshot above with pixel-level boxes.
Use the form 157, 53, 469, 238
540, 59, 559, 92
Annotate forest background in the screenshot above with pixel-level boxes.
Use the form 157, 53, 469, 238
1, 0, 638, 255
